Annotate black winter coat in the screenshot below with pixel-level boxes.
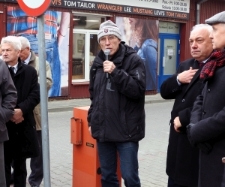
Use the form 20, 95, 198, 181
88, 43, 146, 142
160, 58, 204, 186
187, 65, 225, 187
4, 61, 40, 159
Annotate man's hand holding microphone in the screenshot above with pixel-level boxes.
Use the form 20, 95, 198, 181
103, 49, 115, 78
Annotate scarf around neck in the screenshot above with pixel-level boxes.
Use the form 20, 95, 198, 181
200, 50, 225, 80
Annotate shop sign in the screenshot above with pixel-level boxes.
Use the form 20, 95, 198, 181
1, 0, 190, 20
78, 0, 190, 13
56, 0, 190, 20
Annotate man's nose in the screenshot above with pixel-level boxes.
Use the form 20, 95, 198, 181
105, 38, 110, 45
209, 33, 213, 40
191, 41, 197, 48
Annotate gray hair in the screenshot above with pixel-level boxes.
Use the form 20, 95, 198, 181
18, 36, 31, 49
1, 36, 21, 51
191, 24, 213, 34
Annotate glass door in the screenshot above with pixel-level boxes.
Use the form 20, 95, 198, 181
163, 39, 177, 75
72, 29, 99, 82
158, 33, 180, 90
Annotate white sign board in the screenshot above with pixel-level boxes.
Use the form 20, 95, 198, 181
82, 0, 190, 13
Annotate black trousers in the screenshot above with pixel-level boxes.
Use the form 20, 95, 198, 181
168, 177, 189, 187
0, 142, 6, 187
4, 141, 27, 187
28, 130, 43, 186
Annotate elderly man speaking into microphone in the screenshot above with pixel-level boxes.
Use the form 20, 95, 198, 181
88, 20, 146, 187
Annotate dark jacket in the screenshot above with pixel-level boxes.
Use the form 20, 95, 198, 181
160, 58, 204, 186
88, 42, 146, 142
187, 65, 225, 187
0, 59, 17, 142
5, 61, 40, 159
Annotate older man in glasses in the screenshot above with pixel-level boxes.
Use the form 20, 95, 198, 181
88, 20, 146, 187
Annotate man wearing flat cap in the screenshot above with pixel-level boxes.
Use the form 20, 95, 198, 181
187, 11, 225, 187
88, 20, 146, 187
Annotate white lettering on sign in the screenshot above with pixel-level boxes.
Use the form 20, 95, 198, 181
64, 1, 95, 8
154, 10, 165, 16
64, 1, 77, 7
124, 6, 132, 12
22, 0, 45, 8
77, 2, 95, 8
81, 0, 190, 13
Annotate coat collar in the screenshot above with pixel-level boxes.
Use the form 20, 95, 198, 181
27, 51, 37, 68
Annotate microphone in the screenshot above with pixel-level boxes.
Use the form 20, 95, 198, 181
104, 49, 110, 79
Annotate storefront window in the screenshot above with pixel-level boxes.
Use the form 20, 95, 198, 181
159, 21, 180, 34
72, 14, 105, 82
89, 34, 100, 67
72, 33, 85, 80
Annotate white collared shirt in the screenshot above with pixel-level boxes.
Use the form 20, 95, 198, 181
8, 63, 19, 74
202, 58, 208, 64
24, 52, 31, 65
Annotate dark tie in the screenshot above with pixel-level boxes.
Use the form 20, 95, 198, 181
9, 67, 15, 77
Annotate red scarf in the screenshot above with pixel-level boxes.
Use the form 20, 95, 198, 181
200, 50, 225, 80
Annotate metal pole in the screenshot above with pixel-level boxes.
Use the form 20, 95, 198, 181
37, 14, 51, 187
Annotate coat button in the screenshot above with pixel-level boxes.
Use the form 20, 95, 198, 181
208, 88, 210, 92
202, 111, 206, 115
182, 99, 185, 102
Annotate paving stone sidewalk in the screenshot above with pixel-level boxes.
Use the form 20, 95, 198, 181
11, 93, 173, 187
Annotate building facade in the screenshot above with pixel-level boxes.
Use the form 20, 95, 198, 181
0, 0, 224, 98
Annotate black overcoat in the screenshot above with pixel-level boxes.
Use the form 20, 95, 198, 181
0, 59, 17, 143
4, 61, 40, 159
88, 43, 146, 142
160, 58, 204, 186
187, 65, 225, 187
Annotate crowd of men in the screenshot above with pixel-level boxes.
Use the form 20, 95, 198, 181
1, 9, 225, 187
0, 35, 52, 187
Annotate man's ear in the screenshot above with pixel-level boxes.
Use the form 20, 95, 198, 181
17, 50, 21, 57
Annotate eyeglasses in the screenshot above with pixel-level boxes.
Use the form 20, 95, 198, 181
99, 35, 117, 43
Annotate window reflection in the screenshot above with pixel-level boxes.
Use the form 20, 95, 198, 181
72, 14, 106, 81
72, 33, 85, 79
89, 34, 100, 68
